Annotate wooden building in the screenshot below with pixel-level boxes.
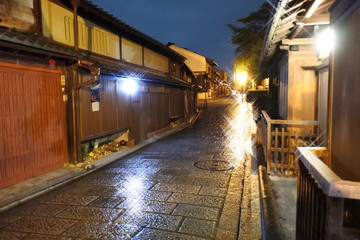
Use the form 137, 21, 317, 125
0, 0, 197, 188
168, 43, 230, 100
260, 0, 360, 238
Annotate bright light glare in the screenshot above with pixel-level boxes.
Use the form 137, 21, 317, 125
121, 77, 138, 94
316, 28, 335, 59
223, 93, 257, 165
235, 71, 248, 86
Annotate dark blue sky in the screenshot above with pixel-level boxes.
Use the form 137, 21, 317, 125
90, 0, 266, 73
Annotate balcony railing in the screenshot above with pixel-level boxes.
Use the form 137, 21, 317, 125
261, 110, 318, 175
296, 147, 360, 239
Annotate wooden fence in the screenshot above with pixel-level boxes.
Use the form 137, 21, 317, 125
261, 110, 318, 175
296, 147, 360, 239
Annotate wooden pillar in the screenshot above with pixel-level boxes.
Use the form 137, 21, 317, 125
324, 196, 344, 239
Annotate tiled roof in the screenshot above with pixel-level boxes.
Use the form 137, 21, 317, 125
0, 26, 83, 59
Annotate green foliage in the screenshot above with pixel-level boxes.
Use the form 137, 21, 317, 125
228, 2, 271, 81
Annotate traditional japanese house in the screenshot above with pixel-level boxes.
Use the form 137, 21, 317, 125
0, 0, 196, 188
167, 43, 229, 101
260, 0, 360, 238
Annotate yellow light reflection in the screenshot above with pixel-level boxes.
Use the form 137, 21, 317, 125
224, 93, 257, 166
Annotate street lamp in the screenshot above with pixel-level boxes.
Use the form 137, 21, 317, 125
234, 70, 248, 93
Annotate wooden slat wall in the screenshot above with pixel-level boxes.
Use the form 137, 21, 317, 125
0, 63, 67, 188
79, 75, 173, 143
156, 93, 170, 129
140, 93, 170, 140
169, 88, 185, 118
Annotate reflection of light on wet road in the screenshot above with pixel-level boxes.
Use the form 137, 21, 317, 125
224, 94, 257, 166
123, 175, 145, 216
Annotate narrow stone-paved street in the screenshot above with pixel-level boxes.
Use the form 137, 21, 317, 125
0, 96, 256, 239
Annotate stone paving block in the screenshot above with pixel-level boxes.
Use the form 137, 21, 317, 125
56, 206, 124, 222
151, 163, 184, 170
0, 221, 8, 228
117, 199, 176, 214
115, 211, 182, 231
105, 167, 161, 175
89, 172, 127, 179
140, 158, 163, 164
63, 221, 141, 239
18, 204, 69, 217
215, 229, 238, 240
0, 212, 23, 223
172, 204, 220, 221
188, 171, 231, 181
218, 211, 240, 233
179, 218, 216, 238
222, 202, 241, 213
169, 176, 195, 185
157, 169, 190, 176
4, 216, 77, 235
55, 185, 91, 195
24, 234, 72, 240
0, 231, 28, 239
134, 190, 172, 201
140, 154, 172, 159
193, 178, 229, 188
82, 186, 122, 197
152, 183, 201, 194
112, 162, 150, 168
40, 193, 98, 205
121, 178, 156, 190
223, 193, 242, 206
167, 193, 224, 208
74, 178, 123, 187
139, 174, 173, 183
132, 228, 208, 240
199, 186, 227, 197
87, 196, 125, 208
175, 156, 201, 162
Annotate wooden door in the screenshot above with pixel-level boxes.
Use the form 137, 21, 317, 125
0, 63, 68, 188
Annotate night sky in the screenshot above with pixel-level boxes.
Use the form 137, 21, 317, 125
89, 0, 266, 73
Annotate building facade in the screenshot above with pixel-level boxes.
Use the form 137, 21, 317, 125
0, 0, 198, 188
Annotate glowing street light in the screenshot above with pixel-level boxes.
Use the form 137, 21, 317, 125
235, 71, 248, 86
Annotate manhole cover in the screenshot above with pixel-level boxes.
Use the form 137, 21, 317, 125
194, 160, 234, 171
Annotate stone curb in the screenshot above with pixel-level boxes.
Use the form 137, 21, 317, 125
238, 152, 262, 240
0, 121, 192, 213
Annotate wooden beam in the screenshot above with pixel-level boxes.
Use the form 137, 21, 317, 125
296, 14, 330, 25
282, 38, 316, 45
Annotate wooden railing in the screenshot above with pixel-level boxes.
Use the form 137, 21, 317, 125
296, 147, 360, 240
261, 110, 318, 175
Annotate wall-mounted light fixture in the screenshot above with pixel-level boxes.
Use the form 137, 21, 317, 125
315, 27, 335, 59
119, 77, 139, 94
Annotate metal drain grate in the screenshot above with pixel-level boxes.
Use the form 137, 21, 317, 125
194, 160, 234, 171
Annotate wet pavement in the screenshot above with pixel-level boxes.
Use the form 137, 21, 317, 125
0, 97, 255, 240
